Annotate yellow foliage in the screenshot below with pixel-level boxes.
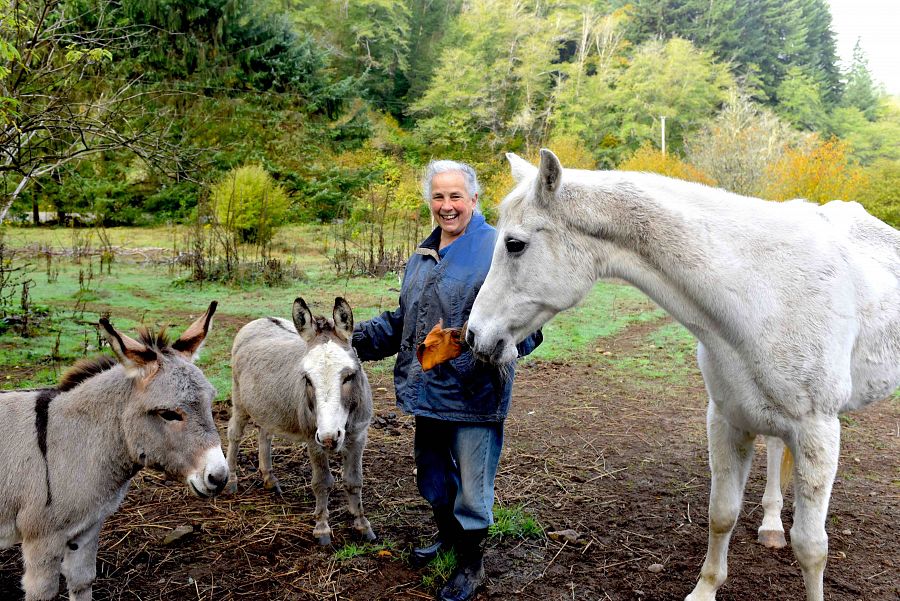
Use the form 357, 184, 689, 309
618, 143, 716, 186
481, 137, 597, 219
544, 135, 597, 169
764, 137, 869, 204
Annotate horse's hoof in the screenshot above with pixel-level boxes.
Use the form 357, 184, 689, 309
757, 529, 787, 549
224, 480, 238, 495
317, 533, 332, 546
361, 529, 377, 542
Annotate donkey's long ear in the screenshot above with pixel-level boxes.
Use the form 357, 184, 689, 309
99, 318, 158, 378
538, 149, 563, 197
292, 297, 316, 343
333, 297, 353, 342
172, 301, 217, 362
506, 152, 536, 184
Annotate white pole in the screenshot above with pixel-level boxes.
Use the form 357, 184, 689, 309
660, 116, 667, 156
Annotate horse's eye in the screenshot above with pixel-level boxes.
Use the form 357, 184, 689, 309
157, 409, 183, 422
342, 374, 354, 385
506, 238, 527, 254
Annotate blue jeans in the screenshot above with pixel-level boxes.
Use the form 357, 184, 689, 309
414, 416, 504, 531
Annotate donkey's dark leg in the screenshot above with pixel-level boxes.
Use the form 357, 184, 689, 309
225, 383, 249, 494
307, 443, 335, 545
61, 521, 102, 601
342, 431, 375, 541
257, 428, 282, 495
21, 537, 63, 601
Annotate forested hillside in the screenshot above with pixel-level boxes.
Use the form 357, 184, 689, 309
1, 0, 897, 230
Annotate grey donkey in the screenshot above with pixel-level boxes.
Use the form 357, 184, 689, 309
226, 297, 376, 545
0, 302, 228, 601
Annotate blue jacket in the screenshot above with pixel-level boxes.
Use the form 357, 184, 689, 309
352, 213, 542, 421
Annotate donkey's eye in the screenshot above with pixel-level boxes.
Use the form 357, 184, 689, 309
342, 374, 354, 385
156, 409, 183, 422
505, 238, 527, 254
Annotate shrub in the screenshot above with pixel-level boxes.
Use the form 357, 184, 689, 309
857, 159, 900, 227
618, 143, 716, 186
763, 137, 868, 204
211, 164, 289, 245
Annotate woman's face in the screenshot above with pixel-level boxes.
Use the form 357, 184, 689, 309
429, 170, 477, 244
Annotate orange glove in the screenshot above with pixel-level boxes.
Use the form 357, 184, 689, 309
417, 319, 466, 371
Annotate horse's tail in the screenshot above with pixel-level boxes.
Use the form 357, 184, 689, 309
780, 445, 794, 494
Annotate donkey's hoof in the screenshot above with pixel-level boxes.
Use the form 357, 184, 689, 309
224, 480, 238, 495
758, 529, 787, 549
263, 478, 283, 497
359, 528, 377, 542
316, 533, 332, 546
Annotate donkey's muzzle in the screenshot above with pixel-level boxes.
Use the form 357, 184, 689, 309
188, 446, 229, 498
315, 429, 344, 452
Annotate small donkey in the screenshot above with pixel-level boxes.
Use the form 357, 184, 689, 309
0, 303, 228, 601
226, 297, 376, 545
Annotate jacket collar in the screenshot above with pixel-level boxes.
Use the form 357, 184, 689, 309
415, 213, 486, 262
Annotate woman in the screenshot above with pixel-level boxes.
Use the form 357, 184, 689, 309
352, 160, 542, 601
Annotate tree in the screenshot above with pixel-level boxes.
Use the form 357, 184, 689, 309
410, 0, 561, 153
554, 37, 733, 167
841, 39, 880, 121
625, 0, 841, 107
0, 0, 183, 223
685, 91, 801, 195
774, 66, 827, 131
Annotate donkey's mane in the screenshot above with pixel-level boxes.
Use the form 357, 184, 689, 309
137, 326, 174, 351
56, 327, 176, 392
58, 355, 118, 392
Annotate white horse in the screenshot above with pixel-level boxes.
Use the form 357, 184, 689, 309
465, 150, 899, 601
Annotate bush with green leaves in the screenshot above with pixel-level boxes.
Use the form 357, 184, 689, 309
211, 164, 289, 245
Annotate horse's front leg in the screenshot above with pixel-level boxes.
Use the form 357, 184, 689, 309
61, 521, 103, 601
790, 418, 840, 601
308, 443, 335, 545
686, 402, 755, 601
342, 431, 376, 541
758, 436, 788, 548
21, 536, 64, 601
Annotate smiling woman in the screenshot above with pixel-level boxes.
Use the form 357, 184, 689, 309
352, 159, 542, 601
426, 161, 481, 248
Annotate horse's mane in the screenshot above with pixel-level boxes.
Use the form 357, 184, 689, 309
58, 355, 118, 392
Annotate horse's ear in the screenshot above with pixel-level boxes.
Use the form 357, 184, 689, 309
99, 318, 158, 378
506, 152, 536, 184
333, 297, 353, 342
172, 301, 217, 361
538, 149, 563, 196
292, 297, 316, 342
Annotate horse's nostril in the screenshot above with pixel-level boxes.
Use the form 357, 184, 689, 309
465, 328, 476, 347
492, 338, 505, 359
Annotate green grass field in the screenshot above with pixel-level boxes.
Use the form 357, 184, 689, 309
0, 224, 693, 398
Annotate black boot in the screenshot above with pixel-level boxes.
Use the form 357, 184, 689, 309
413, 506, 459, 566
439, 528, 487, 601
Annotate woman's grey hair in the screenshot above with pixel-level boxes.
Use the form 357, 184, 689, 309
422, 160, 482, 206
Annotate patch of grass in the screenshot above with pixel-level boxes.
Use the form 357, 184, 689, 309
332, 539, 399, 562
421, 549, 457, 589
529, 281, 664, 363
489, 504, 544, 539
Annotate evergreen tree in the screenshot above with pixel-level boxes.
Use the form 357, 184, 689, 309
841, 39, 880, 121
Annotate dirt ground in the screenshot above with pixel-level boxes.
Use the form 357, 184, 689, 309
1, 318, 897, 601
